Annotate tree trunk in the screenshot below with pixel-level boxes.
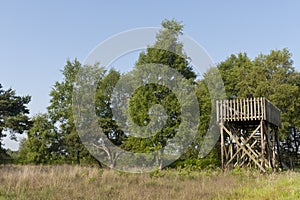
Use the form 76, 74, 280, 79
96, 160, 103, 168
76, 150, 80, 165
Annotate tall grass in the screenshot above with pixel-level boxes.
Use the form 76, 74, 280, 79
0, 165, 300, 199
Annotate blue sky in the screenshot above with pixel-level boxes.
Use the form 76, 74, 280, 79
1, 1, 300, 149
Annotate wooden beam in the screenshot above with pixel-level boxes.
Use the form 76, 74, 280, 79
216, 100, 219, 122
239, 140, 258, 161
246, 98, 249, 120
222, 125, 266, 172
250, 98, 253, 120
261, 120, 265, 170
272, 127, 276, 168
254, 97, 257, 120
220, 123, 225, 172
225, 124, 261, 167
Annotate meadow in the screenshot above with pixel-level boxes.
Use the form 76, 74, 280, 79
1, 165, 300, 200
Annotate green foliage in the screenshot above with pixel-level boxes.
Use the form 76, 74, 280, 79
218, 49, 300, 133
18, 114, 59, 164
136, 20, 195, 81
172, 157, 220, 171
149, 169, 166, 178
95, 69, 126, 146
0, 149, 15, 164
47, 59, 95, 164
230, 166, 245, 177
19, 60, 103, 165
0, 84, 31, 161
120, 19, 198, 169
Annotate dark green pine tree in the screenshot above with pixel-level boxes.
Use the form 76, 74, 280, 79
0, 84, 31, 161
19, 114, 58, 164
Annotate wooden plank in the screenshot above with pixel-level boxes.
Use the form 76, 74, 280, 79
230, 141, 233, 160
272, 127, 276, 168
265, 122, 272, 168
227, 100, 229, 121
257, 98, 260, 120
250, 98, 253, 120
244, 142, 259, 158
233, 99, 236, 120
261, 120, 265, 170
260, 97, 265, 119
236, 99, 239, 121
254, 97, 257, 120
265, 98, 281, 126
229, 99, 233, 121
220, 124, 225, 172
243, 99, 247, 120
263, 98, 267, 121
239, 140, 258, 160
223, 100, 226, 121
224, 100, 226, 121
246, 98, 249, 120
216, 100, 219, 122
220, 100, 223, 122
223, 100, 226, 122
240, 99, 243, 120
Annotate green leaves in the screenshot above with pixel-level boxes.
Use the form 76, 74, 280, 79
119, 20, 198, 164
0, 84, 31, 150
20, 114, 57, 164
218, 48, 300, 129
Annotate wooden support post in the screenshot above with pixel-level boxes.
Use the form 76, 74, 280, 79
220, 123, 225, 172
275, 127, 283, 170
265, 122, 271, 168
272, 126, 276, 169
260, 120, 265, 171
230, 139, 233, 160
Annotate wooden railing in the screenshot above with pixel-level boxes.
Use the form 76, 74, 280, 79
216, 97, 281, 126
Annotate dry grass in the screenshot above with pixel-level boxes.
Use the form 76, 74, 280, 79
0, 165, 300, 200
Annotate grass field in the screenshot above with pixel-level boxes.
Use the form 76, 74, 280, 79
1, 165, 300, 200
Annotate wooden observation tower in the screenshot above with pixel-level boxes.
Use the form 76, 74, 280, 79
216, 97, 281, 172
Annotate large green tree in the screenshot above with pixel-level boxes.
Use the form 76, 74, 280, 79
118, 19, 198, 169
47, 59, 93, 164
218, 48, 300, 133
73, 64, 126, 168
0, 84, 31, 159
18, 114, 58, 164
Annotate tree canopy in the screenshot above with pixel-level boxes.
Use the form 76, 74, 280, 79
0, 84, 31, 160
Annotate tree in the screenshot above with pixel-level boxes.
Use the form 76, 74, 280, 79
19, 114, 58, 164
0, 84, 31, 159
47, 59, 93, 164
118, 19, 199, 169
95, 69, 125, 146
218, 49, 300, 135
136, 19, 196, 81
252, 49, 300, 128
218, 53, 253, 98
73, 64, 127, 168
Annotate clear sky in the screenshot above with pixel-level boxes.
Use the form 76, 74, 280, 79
1, 1, 300, 150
